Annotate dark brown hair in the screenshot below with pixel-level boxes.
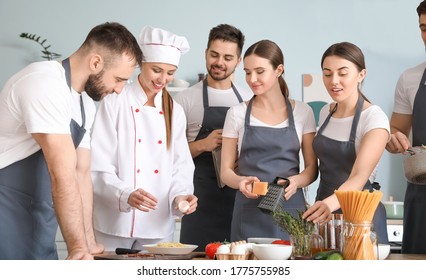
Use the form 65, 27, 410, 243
243, 39, 289, 98
321, 42, 370, 102
207, 24, 245, 57
80, 22, 143, 69
417, 0, 426, 16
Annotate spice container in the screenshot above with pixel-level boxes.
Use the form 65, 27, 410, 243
319, 214, 344, 252
310, 223, 325, 256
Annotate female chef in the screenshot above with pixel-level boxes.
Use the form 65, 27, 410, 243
90, 26, 197, 251
302, 42, 389, 244
221, 40, 318, 241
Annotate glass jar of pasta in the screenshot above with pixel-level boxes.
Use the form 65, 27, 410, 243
343, 221, 377, 260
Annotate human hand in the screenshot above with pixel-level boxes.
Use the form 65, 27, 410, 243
239, 176, 260, 199
386, 131, 411, 154
128, 188, 158, 212
89, 242, 105, 255
302, 201, 332, 225
175, 194, 198, 214
202, 129, 223, 152
66, 249, 93, 260
283, 177, 297, 200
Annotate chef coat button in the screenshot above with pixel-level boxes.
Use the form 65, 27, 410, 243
159, 111, 163, 115
135, 108, 140, 113
158, 140, 162, 144
154, 169, 159, 174
137, 169, 140, 173
138, 139, 142, 143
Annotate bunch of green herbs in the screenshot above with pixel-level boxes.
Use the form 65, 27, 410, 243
272, 207, 314, 257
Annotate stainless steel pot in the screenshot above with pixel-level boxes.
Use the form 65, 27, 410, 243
404, 146, 426, 185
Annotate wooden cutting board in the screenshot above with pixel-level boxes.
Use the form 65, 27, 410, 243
94, 251, 206, 260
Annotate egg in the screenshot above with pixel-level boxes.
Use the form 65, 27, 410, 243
216, 244, 231, 254
231, 244, 247, 255
178, 201, 190, 213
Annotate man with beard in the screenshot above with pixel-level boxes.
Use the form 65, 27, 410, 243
174, 24, 251, 250
0, 22, 142, 260
386, 0, 426, 254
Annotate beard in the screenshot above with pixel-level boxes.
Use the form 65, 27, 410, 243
207, 65, 234, 82
84, 70, 108, 101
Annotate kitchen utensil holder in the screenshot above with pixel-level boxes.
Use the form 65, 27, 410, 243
257, 179, 289, 213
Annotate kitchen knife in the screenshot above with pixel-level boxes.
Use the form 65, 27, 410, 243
115, 248, 141, 255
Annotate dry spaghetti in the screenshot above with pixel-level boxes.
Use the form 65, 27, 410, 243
335, 190, 382, 260
156, 242, 185, 248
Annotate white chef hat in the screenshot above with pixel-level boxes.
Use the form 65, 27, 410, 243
138, 26, 190, 67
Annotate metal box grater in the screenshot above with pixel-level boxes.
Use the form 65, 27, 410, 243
257, 179, 289, 213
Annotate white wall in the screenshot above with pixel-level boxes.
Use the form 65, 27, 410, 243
1, 0, 423, 202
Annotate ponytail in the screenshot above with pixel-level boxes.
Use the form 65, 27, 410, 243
161, 88, 173, 149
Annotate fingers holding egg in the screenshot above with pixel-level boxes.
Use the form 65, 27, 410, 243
178, 200, 190, 213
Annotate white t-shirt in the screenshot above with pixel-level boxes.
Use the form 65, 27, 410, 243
393, 61, 426, 114
0, 61, 96, 169
222, 100, 316, 155
317, 104, 390, 182
173, 81, 252, 142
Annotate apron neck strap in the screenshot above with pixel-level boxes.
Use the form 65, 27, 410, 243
202, 78, 243, 108
62, 57, 86, 127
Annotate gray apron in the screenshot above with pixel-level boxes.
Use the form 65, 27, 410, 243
402, 67, 426, 253
313, 94, 388, 244
0, 58, 86, 259
180, 79, 243, 251
231, 96, 306, 241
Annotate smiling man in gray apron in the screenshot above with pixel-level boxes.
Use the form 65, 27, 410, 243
174, 24, 251, 251
386, 0, 426, 254
0, 22, 142, 260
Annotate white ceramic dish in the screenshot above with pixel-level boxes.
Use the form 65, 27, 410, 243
374, 244, 391, 260
252, 244, 292, 260
143, 244, 198, 255
247, 237, 279, 244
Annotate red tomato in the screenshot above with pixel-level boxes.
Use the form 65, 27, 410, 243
205, 242, 221, 259
272, 239, 291, 245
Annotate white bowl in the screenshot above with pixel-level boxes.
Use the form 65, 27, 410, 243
252, 244, 292, 260
374, 244, 391, 260
247, 237, 279, 244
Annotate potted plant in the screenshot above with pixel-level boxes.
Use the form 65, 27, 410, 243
19, 32, 61, 61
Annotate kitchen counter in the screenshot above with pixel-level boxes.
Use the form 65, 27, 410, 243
386, 254, 426, 260
94, 251, 426, 260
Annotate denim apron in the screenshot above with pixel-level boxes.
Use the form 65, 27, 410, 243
180, 79, 243, 251
0, 58, 86, 259
312, 94, 388, 244
231, 96, 306, 241
402, 67, 426, 253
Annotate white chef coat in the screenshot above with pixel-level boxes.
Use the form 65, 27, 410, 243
91, 80, 194, 239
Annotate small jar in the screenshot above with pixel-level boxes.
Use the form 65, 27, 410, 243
310, 223, 325, 256
343, 221, 377, 260
290, 234, 312, 259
